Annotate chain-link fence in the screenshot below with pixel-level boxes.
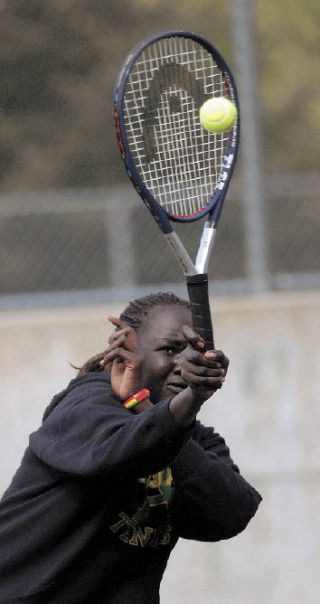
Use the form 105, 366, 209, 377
1, 172, 319, 308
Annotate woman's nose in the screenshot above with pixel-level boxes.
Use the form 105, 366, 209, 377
172, 353, 182, 373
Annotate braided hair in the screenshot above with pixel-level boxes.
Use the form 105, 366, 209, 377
77, 292, 190, 375
119, 291, 189, 330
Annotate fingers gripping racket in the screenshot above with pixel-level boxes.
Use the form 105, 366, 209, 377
113, 31, 239, 349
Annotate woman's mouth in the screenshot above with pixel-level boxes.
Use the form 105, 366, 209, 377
165, 382, 187, 394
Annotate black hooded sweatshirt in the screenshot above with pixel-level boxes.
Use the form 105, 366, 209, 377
0, 372, 261, 603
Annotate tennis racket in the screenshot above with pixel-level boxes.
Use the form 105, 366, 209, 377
113, 31, 239, 350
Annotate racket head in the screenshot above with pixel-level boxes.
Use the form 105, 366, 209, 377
113, 30, 239, 232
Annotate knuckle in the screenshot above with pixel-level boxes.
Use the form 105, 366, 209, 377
199, 365, 209, 376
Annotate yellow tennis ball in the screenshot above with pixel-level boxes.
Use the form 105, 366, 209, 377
199, 97, 237, 133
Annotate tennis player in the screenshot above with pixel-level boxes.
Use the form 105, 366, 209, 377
0, 292, 261, 603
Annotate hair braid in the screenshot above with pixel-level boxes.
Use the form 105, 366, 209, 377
119, 292, 189, 330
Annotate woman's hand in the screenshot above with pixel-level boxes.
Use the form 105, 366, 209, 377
100, 317, 144, 401
180, 325, 229, 403
169, 326, 229, 427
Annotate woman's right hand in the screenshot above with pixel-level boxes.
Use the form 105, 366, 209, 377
100, 317, 144, 401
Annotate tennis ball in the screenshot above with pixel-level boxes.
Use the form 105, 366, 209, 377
199, 97, 237, 133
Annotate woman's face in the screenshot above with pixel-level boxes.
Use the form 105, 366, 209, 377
137, 304, 192, 402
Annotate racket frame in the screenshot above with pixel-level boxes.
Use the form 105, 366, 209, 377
113, 31, 240, 348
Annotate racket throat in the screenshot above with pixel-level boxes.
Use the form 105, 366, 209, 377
195, 221, 217, 274
164, 232, 197, 276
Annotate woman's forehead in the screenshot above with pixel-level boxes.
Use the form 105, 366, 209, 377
140, 304, 191, 337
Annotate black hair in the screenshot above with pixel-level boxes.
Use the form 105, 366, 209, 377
77, 292, 190, 375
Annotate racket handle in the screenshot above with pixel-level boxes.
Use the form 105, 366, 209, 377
186, 273, 215, 350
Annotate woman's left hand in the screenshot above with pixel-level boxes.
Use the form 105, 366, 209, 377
168, 326, 229, 426
100, 317, 144, 400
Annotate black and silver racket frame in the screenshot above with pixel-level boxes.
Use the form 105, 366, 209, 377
113, 30, 240, 350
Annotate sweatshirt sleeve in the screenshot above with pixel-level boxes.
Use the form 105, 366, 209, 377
29, 377, 192, 479
170, 421, 262, 542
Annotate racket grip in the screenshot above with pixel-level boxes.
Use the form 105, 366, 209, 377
186, 273, 215, 350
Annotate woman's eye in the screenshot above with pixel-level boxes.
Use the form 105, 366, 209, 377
159, 347, 175, 356
158, 345, 185, 356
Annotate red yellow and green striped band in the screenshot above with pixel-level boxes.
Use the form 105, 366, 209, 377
123, 388, 150, 410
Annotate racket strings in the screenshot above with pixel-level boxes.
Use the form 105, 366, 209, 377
123, 36, 229, 217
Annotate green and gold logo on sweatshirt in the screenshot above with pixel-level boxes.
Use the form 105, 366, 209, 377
110, 467, 175, 548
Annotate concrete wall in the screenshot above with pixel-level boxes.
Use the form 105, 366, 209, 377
1, 290, 319, 603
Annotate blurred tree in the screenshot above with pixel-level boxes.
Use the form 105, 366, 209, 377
0, 0, 230, 191
258, 0, 320, 173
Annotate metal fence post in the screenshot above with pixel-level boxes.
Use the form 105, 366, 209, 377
230, 0, 270, 291
106, 187, 137, 288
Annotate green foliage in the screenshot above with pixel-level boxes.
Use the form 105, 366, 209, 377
0, 0, 230, 191
258, 0, 320, 172
0, 0, 318, 191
